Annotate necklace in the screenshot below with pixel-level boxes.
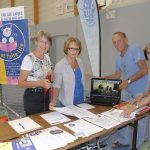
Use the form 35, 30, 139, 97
67, 57, 78, 71
70, 62, 77, 71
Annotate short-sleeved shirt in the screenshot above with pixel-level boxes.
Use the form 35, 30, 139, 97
115, 45, 148, 95
21, 52, 52, 81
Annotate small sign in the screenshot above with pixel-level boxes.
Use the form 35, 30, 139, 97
55, 0, 64, 15
0, 6, 24, 21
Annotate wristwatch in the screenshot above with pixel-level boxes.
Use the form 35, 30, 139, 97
134, 104, 139, 109
127, 79, 131, 84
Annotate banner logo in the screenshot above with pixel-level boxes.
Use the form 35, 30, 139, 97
0, 22, 25, 62
82, 0, 96, 26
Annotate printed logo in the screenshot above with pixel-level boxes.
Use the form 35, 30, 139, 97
82, 0, 96, 26
0, 22, 25, 62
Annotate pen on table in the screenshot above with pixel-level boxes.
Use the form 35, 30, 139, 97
52, 121, 61, 125
19, 123, 25, 129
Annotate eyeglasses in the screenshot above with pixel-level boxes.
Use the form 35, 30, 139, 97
68, 47, 80, 52
39, 40, 50, 46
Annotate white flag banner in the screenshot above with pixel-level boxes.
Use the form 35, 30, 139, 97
77, 0, 100, 76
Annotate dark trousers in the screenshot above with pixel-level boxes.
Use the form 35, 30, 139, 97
23, 88, 50, 116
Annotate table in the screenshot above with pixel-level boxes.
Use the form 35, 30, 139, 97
0, 105, 149, 150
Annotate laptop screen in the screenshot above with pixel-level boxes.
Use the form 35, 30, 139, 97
90, 78, 121, 105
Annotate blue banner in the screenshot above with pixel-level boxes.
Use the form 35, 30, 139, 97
77, 0, 101, 76
0, 19, 29, 84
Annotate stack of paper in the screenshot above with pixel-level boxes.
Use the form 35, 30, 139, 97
40, 111, 71, 125
8, 117, 42, 134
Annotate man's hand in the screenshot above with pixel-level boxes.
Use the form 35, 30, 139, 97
119, 80, 128, 90
121, 105, 136, 118
129, 95, 142, 105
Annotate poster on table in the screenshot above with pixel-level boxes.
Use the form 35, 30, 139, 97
0, 6, 29, 84
77, 0, 101, 76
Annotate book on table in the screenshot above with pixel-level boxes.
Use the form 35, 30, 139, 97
113, 101, 132, 110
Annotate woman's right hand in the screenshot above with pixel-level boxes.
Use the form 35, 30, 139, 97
42, 79, 51, 89
50, 70, 55, 83
49, 101, 56, 110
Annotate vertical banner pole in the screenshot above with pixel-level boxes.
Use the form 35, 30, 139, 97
96, 0, 101, 76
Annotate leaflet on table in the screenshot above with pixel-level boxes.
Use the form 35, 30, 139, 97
100, 108, 131, 123
83, 114, 121, 129
40, 111, 71, 125
77, 103, 95, 110
29, 126, 77, 150
67, 105, 96, 118
64, 119, 103, 137
12, 137, 36, 150
54, 105, 96, 118
8, 117, 42, 134
53, 107, 75, 116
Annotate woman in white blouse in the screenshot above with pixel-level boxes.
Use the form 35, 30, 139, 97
18, 30, 53, 115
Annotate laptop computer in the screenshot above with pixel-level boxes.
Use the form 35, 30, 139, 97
90, 78, 122, 106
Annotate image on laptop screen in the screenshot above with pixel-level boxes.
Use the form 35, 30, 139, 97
90, 78, 121, 105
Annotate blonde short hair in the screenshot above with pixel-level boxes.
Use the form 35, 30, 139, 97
64, 37, 82, 55
34, 30, 52, 45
